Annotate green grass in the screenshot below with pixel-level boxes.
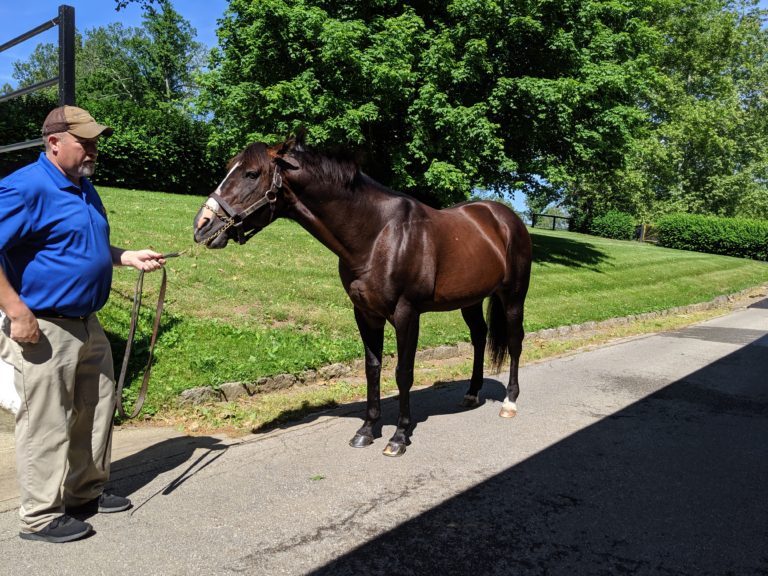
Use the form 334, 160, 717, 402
99, 187, 768, 416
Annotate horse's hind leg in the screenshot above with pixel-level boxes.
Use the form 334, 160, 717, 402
460, 303, 487, 407
500, 294, 525, 418
349, 307, 385, 448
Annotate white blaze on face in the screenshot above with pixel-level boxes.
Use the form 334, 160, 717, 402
213, 161, 241, 198
204, 197, 220, 213
197, 161, 241, 228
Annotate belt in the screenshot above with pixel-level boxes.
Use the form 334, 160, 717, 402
33, 310, 90, 321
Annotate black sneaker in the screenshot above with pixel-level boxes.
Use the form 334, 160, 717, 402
96, 492, 132, 513
19, 515, 92, 543
68, 492, 132, 514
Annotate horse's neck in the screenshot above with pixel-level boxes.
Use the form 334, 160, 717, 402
289, 183, 400, 265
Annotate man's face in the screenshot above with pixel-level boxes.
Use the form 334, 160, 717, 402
47, 133, 99, 182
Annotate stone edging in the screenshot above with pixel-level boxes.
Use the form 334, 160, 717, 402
177, 284, 767, 407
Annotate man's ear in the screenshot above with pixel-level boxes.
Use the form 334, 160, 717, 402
46, 133, 62, 152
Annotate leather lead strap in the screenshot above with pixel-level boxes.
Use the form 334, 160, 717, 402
115, 267, 167, 419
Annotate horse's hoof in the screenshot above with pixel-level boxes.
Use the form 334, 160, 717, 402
382, 442, 406, 457
499, 399, 517, 419
460, 394, 480, 408
349, 434, 373, 448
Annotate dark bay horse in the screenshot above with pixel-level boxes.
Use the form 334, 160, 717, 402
193, 134, 532, 456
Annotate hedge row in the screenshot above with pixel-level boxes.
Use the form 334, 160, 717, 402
589, 210, 636, 240
0, 95, 222, 195
655, 213, 768, 261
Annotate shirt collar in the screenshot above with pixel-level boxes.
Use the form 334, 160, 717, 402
38, 152, 82, 192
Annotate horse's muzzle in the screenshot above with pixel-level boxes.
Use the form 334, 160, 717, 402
193, 206, 230, 249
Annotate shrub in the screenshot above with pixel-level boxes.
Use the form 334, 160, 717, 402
656, 213, 768, 261
589, 210, 636, 240
85, 100, 222, 195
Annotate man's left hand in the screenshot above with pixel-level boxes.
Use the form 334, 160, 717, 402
121, 249, 166, 271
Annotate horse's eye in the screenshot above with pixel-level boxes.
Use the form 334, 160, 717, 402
245, 170, 260, 180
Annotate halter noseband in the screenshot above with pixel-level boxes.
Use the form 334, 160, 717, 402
201, 163, 283, 245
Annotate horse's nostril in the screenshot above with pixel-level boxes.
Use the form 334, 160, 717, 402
195, 216, 210, 231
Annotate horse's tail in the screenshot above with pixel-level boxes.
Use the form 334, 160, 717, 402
486, 292, 508, 373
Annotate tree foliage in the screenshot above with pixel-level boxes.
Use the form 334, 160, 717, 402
198, 0, 663, 207
608, 0, 768, 222
5, 0, 768, 217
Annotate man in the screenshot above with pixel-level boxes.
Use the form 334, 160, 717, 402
0, 105, 166, 543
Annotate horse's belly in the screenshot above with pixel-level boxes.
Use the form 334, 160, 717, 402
432, 276, 502, 306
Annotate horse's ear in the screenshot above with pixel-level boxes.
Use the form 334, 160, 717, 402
277, 126, 307, 156
276, 156, 298, 170
293, 126, 307, 150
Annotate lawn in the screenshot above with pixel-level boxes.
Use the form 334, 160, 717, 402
99, 187, 768, 416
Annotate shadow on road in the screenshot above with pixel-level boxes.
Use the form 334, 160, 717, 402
306, 338, 768, 575
254, 377, 509, 447
109, 435, 229, 503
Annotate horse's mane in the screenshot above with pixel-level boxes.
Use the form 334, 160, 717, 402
229, 141, 360, 189
293, 148, 360, 187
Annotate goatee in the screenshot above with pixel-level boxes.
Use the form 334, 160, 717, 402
80, 163, 96, 178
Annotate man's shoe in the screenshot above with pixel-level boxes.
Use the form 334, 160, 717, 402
96, 492, 132, 513
19, 515, 92, 543
68, 492, 132, 514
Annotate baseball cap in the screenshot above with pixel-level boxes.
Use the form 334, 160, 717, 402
42, 105, 114, 139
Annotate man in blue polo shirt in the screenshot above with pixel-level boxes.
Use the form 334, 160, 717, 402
0, 105, 167, 543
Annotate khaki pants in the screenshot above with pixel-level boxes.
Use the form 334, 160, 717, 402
0, 314, 115, 532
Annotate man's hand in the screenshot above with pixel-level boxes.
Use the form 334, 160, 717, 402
115, 248, 167, 272
7, 305, 40, 344
0, 270, 40, 343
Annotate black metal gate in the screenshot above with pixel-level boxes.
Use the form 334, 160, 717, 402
0, 4, 75, 154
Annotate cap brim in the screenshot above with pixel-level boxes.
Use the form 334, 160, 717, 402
69, 123, 114, 139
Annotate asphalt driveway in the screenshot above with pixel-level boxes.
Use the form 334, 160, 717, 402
0, 298, 766, 575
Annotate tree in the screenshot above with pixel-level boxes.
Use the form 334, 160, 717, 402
90, 0, 768, 217
587, 0, 768, 222
198, 0, 658, 207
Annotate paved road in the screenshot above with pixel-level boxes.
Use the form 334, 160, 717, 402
0, 299, 766, 575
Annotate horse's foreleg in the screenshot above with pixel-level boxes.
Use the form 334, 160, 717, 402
349, 308, 385, 448
500, 296, 525, 418
460, 303, 487, 408
383, 309, 420, 457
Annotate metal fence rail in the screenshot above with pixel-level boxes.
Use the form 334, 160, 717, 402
0, 4, 75, 154
532, 213, 572, 231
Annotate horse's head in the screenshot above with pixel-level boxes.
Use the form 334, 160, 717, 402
193, 138, 301, 248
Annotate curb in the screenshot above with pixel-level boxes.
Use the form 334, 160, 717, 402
177, 283, 768, 406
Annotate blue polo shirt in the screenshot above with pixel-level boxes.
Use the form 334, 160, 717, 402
0, 153, 113, 317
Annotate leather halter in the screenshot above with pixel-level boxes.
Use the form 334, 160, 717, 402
200, 162, 284, 245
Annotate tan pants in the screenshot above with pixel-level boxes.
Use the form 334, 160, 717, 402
0, 314, 115, 532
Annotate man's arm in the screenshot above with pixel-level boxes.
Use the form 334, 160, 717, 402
0, 268, 39, 343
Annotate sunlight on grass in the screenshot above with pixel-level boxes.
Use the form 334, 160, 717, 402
99, 187, 768, 421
